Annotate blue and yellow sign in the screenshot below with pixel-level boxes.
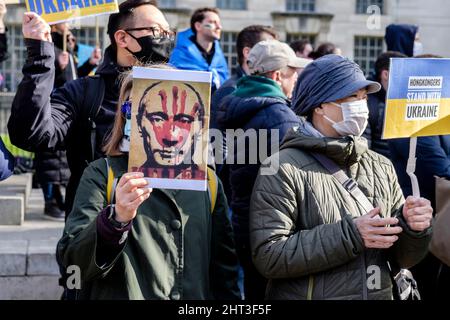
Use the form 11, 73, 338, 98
383, 58, 450, 139
25, 0, 119, 24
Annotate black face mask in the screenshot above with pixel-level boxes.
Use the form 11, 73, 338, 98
125, 32, 175, 63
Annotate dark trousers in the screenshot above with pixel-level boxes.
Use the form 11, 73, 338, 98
410, 253, 450, 300
235, 241, 267, 300
42, 183, 65, 209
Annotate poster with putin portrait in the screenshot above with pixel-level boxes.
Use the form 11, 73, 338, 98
129, 67, 212, 191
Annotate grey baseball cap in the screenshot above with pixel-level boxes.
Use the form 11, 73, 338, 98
247, 40, 311, 75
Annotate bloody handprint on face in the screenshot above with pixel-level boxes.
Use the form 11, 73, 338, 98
133, 81, 206, 180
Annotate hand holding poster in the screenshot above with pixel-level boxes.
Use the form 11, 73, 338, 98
25, 0, 118, 24
129, 67, 212, 191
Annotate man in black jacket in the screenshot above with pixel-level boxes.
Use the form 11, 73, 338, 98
35, 23, 102, 220
8, 0, 175, 217
363, 51, 406, 159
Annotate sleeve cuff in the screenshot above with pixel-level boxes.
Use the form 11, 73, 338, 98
25, 38, 54, 60
397, 206, 432, 239
96, 206, 132, 246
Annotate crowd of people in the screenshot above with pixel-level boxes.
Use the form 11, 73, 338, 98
0, 0, 448, 300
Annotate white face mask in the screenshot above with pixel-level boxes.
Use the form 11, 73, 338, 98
413, 41, 424, 56
323, 99, 369, 137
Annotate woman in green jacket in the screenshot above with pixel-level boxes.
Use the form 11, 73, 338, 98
57, 70, 240, 300
249, 54, 433, 300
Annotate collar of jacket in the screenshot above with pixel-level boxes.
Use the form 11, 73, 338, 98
233, 75, 287, 100
235, 65, 247, 79
280, 127, 369, 167
189, 35, 216, 64
96, 46, 131, 77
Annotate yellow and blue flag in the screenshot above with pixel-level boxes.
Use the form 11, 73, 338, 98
383, 58, 450, 139
25, 0, 118, 24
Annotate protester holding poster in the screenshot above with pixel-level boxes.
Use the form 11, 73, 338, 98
33, 23, 102, 220
128, 67, 211, 191
8, 0, 175, 218
250, 54, 433, 300
57, 69, 240, 300
51, 23, 101, 88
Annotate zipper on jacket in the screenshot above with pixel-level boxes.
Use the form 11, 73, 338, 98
307, 275, 314, 300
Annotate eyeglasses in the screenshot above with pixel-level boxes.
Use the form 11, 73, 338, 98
124, 26, 176, 41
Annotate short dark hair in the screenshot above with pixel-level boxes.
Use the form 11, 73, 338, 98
374, 51, 407, 81
107, 0, 158, 49
190, 7, 220, 34
309, 42, 337, 60
414, 54, 443, 58
236, 25, 278, 65
290, 39, 311, 54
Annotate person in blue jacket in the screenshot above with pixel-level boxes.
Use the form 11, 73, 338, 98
169, 7, 228, 93
0, 137, 14, 181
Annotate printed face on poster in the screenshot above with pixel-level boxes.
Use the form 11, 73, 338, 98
25, 0, 119, 24
129, 67, 212, 192
383, 58, 450, 139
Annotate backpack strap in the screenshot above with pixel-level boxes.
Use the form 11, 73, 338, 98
105, 158, 118, 205
207, 167, 218, 214
310, 152, 374, 213
82, 75, 105, 162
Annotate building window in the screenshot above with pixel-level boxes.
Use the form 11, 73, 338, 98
216, 0, 247, 10
221, 31, 238, 75
356, 0, 384, 14
0, 25, 26, 93
354, 36, 384, 76
286, 0, 315, 12
71, 27, 105, 48
286, 33, 316, 46
159, 0, 176, 8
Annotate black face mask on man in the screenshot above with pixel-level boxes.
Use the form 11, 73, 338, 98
125, 32, 175, 63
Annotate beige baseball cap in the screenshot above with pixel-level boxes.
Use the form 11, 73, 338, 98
247, 40, 312, 75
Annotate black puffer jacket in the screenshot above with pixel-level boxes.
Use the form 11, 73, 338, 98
34, 150, 70, 186
8, 39, 123, 214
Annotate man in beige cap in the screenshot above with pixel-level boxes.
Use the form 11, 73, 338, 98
247, 39, 310, 98
215, 39, 306, 300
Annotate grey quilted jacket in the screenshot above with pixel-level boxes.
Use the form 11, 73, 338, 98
249, 128, 432, 300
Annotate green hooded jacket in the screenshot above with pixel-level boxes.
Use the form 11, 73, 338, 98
249, 128, 432, 300
57, 156, 240, 300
